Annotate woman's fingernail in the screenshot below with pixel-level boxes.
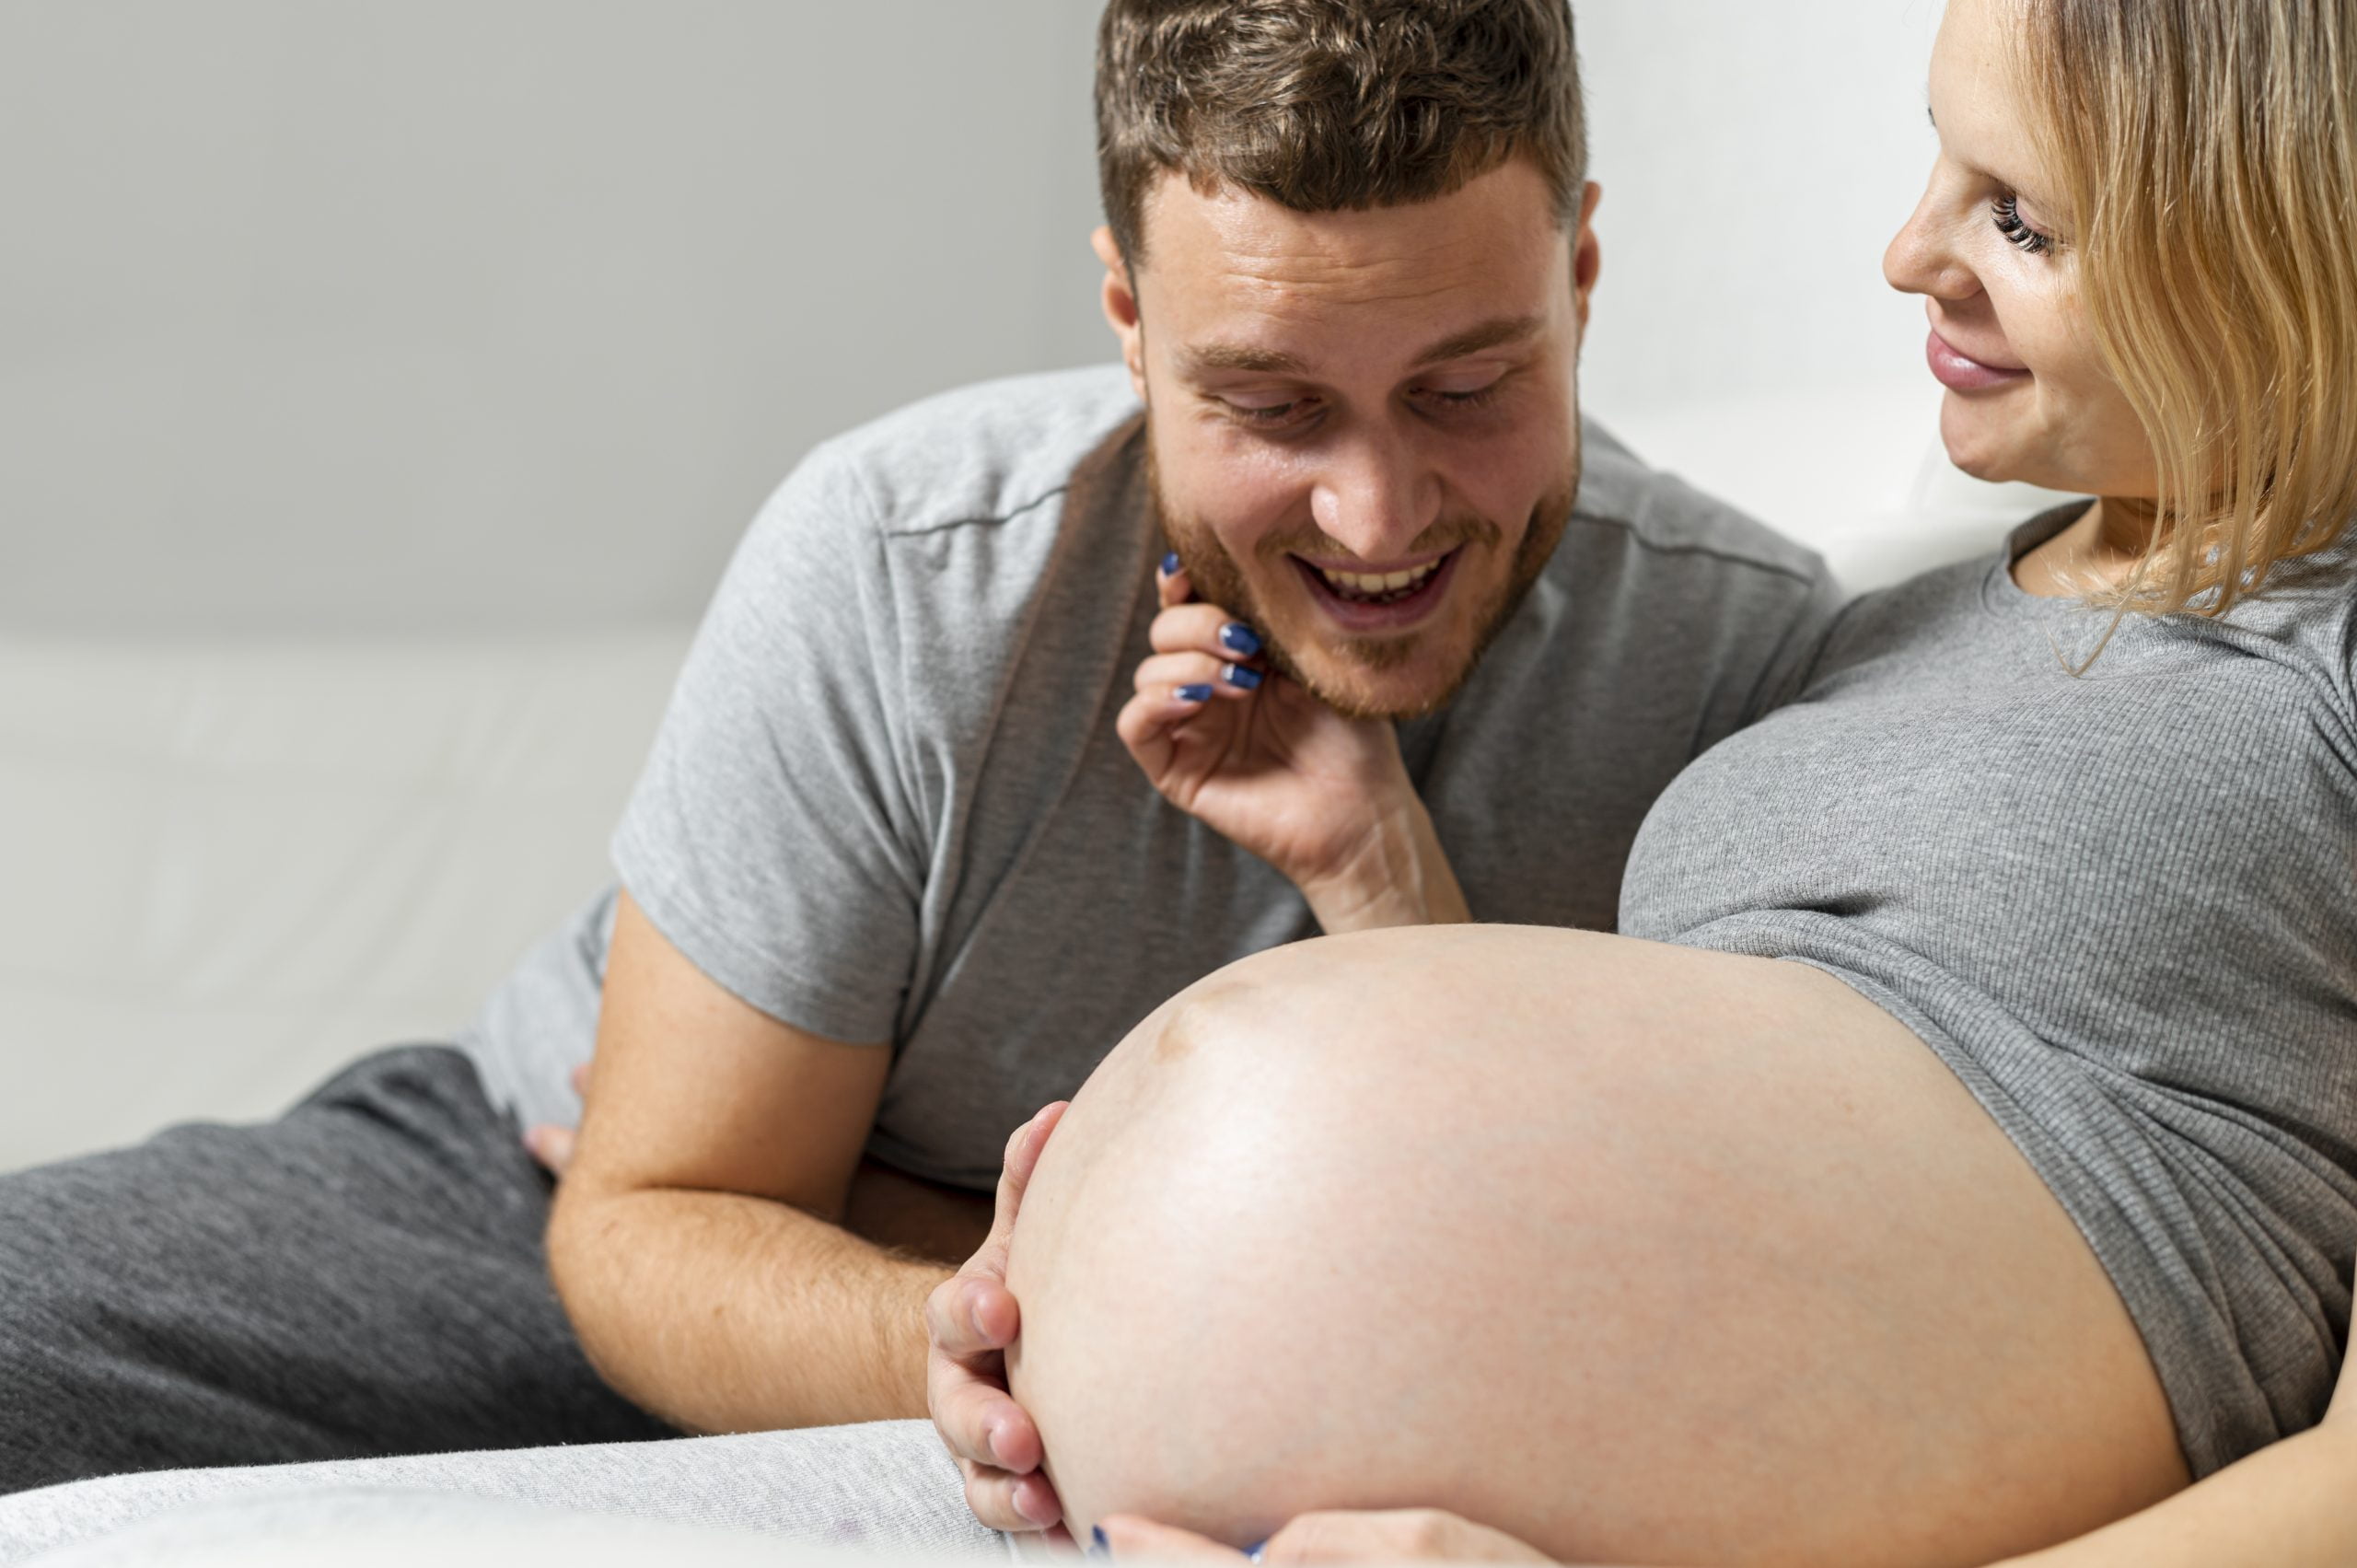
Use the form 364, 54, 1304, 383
1220, 622, 1263, 656
1089, 1526, 1111, 1559
1223, 663, 1263, 691
1177, 683, 1213, 703
1160, 552, 1181, 576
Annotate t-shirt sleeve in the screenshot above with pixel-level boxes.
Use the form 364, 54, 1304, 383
610, 445, 924, 1045
1735, 560, 1851, 727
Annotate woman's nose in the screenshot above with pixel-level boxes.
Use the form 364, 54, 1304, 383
1885, 181, 1980, 303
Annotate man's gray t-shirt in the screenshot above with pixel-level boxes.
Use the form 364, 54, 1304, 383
464, 366, 1834, 1187
1623, 504, 2357, 1477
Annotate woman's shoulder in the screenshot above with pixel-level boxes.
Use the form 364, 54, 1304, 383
1794, 520, 2045, 690
2201, 531, 2357, 723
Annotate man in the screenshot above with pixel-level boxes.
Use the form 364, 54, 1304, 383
0, 0, 1830, 1497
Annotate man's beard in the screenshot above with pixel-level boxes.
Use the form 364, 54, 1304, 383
1146, 436, 1580, 722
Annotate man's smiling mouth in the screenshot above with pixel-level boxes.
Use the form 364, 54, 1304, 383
1291, 548, 1462, 624
1311, 559, 1444, 604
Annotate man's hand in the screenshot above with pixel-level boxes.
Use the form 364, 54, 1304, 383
928, 1101, 1069, 1534
523, 1063, 595, 1176
1096, 1509, 1572, 1565
1116, 556, 1469, 932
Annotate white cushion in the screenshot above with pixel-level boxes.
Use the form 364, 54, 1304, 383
1608, 381, 2078, 591
0, 631, 690, 1173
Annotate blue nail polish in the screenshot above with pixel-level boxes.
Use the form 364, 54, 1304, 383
1160, 552, 1181, 576
1177, 683, 1214, 703
1089, 1526, 1111, 1560
1220, 622, 1263, 656
1223, 663, 1263, 691
1243, 1540, 1271, 1563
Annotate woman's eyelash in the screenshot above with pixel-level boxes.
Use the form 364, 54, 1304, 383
1991, 194, 2056, 255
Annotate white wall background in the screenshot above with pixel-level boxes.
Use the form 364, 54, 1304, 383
1580, 2, 1948, 412
1, 0, 1958, 639
0, 0, 1109, 634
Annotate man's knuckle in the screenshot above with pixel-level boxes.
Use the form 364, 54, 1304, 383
1407, 1513, 1452, 1552
962, 1471, 1025, 1532
1282, 1516, 1340, 1556
956, 1386, 1006, 1441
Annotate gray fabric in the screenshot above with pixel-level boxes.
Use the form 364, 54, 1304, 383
0, 1046, 672, 1497
1624, 504, 2357, 1478
0, 1422, 997, 1567
467, 366, 1840, 1184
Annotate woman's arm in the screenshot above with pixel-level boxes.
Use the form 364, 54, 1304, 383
1987, 1305, 2357, 1568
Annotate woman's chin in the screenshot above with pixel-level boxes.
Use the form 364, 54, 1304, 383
1936, 403, 2033, 485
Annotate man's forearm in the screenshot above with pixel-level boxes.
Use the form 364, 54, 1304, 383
548, 1182, 948, 1435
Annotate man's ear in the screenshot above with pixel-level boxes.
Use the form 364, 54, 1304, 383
1572, 181, 1604, 334
1092, 225, 1148, 402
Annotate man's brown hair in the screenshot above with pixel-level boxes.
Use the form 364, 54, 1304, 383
1096, 0, 1588, 268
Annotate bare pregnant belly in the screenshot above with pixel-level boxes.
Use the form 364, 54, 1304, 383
1004, 925, 2189, 1568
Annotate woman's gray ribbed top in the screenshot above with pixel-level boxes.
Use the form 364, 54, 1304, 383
1621, 505, 2357, 1478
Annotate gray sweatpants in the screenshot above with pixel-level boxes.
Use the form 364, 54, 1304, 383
0, 1045, 674, 1495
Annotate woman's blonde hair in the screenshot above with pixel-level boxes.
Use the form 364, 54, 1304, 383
2022, 0, 2357, 615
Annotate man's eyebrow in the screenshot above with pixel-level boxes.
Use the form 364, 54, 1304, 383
1409, 314, 1544, 368
1176, 343, 1308, 377
1175, 315, 1543, 380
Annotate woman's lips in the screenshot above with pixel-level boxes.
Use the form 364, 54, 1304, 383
1926, 329, 2032, 391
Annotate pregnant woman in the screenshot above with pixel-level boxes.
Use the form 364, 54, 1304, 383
937, 0, 2357, 1562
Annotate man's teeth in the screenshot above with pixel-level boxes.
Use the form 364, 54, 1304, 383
1317, 561, 1442, 602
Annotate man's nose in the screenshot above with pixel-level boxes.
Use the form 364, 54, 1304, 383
1308, 435, 1443, 562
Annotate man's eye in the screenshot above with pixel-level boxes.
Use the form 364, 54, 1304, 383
1425, 384, 1503, 411
1226, 399, 1309, 426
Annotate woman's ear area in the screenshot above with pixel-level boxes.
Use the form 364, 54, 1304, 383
1093, 225, 1148, 401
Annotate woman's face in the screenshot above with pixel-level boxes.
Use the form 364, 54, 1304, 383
1883, 0, 2154, 498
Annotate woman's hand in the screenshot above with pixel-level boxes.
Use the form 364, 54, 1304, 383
1097, 1509, 1572, 1565
925, 1101, 1070, 1535
1116, 555, 1469, 933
